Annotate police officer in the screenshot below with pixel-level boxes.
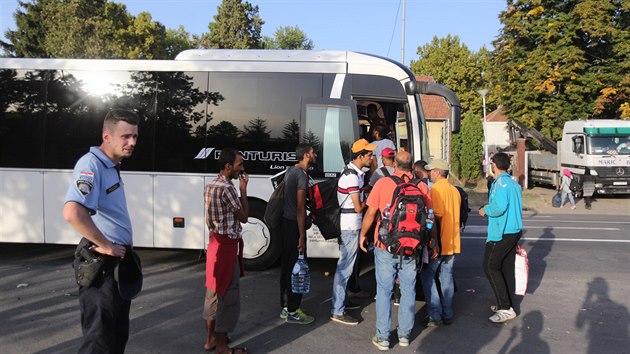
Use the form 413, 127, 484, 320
63, 109, 139, 353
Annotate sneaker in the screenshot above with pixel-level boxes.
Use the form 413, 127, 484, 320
571, 205, 576, 210
345, 301, 360, 310
489, 308, 517, 323
426, 319, 442, 327
398, 337, 410, 347
330, 312, 359, 325
348, 289, 371, 298
280, 307, 305, 319
489, 305, 499, 313
371, 336, 390, 351
285, 309, 315, 325
279, 307, 288, 319
442, 317, 454, 325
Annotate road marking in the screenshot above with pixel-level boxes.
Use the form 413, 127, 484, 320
461, 236, 630, 243
525, 220, 630, 224
463, 225, 621, 233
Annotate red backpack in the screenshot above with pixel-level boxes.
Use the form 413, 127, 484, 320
378, 175, 430, 257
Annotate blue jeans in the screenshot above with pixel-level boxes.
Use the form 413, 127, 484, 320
420, 255, 455, 321
374, 248, 416, 341
331, 229, 359, 315
561, 190, 575, 207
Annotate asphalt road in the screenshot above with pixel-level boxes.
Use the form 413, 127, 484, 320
1, 211, 629, 353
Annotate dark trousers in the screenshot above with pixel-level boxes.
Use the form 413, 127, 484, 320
280, 217, 304, 312
79, 262, 131, 354
483, 232, 521, 310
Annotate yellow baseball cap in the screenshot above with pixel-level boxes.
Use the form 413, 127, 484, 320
351, 138, 377, 153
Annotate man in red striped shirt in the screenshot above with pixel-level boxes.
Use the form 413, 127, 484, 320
203, 148, 249, 354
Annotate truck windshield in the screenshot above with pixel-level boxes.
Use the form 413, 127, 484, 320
588, 136, 630, 155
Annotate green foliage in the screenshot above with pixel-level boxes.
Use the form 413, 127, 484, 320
164, 26, 195, 59
2, 0, 191, 59
262, 26, 314, 49
494, 0, 630, 138
410, 35, 495, 116
197, 0, 264, 49
450, 131, 463, 177
459, 111, 484, 181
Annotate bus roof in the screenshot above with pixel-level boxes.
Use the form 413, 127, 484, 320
0, 50, 415, 82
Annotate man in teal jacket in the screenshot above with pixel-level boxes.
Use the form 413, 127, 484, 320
479, 152, 523, 323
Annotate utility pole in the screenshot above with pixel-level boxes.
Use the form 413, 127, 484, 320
478, 88, 489, 176
401, 0, 406, 65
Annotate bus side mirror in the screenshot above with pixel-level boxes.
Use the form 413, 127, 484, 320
406, 81, 461, 133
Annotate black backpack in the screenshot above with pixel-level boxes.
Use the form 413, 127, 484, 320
569, 177, 580, 193
264, 168, 292, 231
308, 168, 358, 240
378, 175, 430, 257
455, 186, 471, 230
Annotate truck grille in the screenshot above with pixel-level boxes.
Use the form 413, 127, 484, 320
593, 166, 630, 178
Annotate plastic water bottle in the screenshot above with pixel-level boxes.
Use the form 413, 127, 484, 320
378, 204, 392, 244
383, 204, 391, 220
426, 209, 435, 230
291, 254, 310, 294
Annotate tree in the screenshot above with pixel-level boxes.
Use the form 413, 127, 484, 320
197, 0, 264, 49
459, 111, 484, 181
241, 117, 270, 140
2, 0, 179, 59
410, 35, 494, 116
2, 0, 54, 57
281, 119, 300, 140
207, 121, 241, 142
262, 26, 314, 50
493, 0, 630, 138
164, 26, 194, 59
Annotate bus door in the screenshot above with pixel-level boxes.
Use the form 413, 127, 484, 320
300, 98, 359, 258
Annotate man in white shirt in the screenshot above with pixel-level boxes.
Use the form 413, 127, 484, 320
330, 138, 375, 325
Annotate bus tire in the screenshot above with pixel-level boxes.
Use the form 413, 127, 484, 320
241, 200, 280, 270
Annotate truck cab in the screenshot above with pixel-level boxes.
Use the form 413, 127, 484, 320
561, 120, 630, 195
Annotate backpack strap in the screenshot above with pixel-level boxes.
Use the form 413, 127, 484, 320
338, 166, 359, 212
380, 166, 391, 178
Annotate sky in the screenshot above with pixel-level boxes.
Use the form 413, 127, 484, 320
0, 0, 507, 66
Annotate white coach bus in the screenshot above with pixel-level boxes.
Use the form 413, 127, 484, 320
0, 49, 460, 269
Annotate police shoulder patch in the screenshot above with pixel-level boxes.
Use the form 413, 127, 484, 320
77, 171, 95, 196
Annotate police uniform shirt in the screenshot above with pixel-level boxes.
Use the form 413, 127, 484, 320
65, 147, 133, 245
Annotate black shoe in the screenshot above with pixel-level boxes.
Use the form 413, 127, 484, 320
345, 301, 360, 310
330, 312, 359, 325
426, 319, 442, 327
442, 317, 453, 325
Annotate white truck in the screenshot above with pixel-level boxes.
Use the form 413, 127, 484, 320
527, 119, 630, 195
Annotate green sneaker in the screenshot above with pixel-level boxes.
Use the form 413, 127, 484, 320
285, 309, 315, 325
280, 307, 288, 319
280, 307, 308, 320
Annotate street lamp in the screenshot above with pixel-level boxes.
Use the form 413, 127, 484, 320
478, 88, 489, 176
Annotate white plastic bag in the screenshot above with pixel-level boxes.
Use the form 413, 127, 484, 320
514, 245, 529, 296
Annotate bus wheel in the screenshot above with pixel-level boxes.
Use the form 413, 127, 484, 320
241, 200, 280, 270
